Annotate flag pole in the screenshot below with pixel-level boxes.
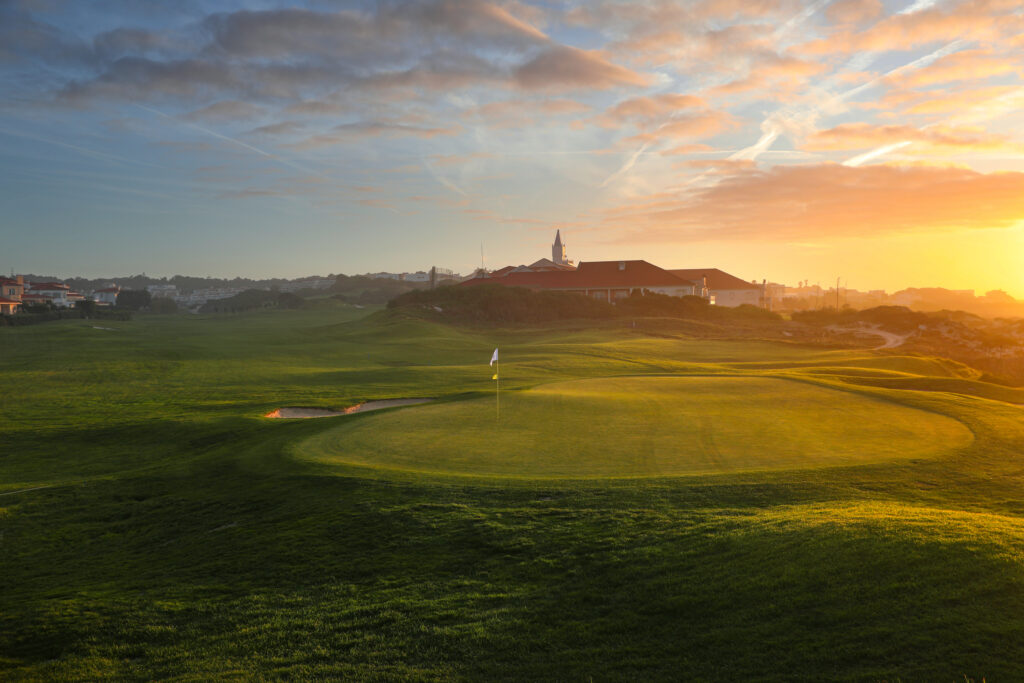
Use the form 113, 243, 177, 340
496, 356, 500, 421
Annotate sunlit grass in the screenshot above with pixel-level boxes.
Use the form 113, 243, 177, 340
2, 307, 1024, 680
300, 376, 972, 478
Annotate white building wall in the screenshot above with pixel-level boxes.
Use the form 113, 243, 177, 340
711, 288, 761, 307
647, 286, 697, 298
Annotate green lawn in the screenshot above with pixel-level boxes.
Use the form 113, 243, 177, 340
2, 307, 1024, 681
300, 376, 972, 478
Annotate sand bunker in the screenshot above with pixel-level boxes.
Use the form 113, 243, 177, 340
265, 398, 432, 419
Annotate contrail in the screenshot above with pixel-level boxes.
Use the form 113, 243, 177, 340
135, 104, 319, 177
774, 0, 834, 39
843, 141, 914, 167
0, 125, 159, 167
842, 85, 1024, 166
601, 139, 653, 188
421, 158, 467, 196
899, 0, 940, 15
730, 122, 782, 161
835, 39, 965, 104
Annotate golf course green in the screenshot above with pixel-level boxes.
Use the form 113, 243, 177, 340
300, 376, 973, 478
3, 305, 1024, 680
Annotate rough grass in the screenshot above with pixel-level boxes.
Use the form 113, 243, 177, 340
2, 308, 1024, 681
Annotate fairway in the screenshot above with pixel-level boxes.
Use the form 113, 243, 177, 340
299, 376, 973, 478
6, 309, 1024, 681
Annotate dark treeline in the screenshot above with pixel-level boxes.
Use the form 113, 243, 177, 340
21, 273, 311, 294
199, 290, 305, 313
792, 305, 934, 331
329, 275, 427, 304
0, 307, 132, 326
19, 273, 430, 300
388, 285, 781, 324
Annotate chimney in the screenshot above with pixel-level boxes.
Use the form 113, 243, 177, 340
16, 275, 23, 285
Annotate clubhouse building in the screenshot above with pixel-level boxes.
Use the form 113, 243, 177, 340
460, 231, 764, 307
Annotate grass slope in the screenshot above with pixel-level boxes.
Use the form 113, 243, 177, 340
2, 308, 1024, 681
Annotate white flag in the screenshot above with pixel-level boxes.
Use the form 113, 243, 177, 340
489, 348, 498, 366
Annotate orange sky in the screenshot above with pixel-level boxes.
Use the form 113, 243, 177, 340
2, 0, 1023, 294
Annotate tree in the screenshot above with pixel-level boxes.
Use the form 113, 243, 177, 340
117, 289, 152, 311
276, 292, 304, 309
75, 299, 97, 317
150, 297, 178, 314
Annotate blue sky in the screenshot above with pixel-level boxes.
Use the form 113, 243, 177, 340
2, 0, 1023, 293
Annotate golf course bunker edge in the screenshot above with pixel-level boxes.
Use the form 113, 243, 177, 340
266, 398, 434, 419
296, 376, 974, 479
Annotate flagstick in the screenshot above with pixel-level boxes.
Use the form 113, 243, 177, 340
496, 357, 500, 421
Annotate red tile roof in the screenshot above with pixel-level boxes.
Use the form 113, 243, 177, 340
670, 268, 761, 290
462, 260, 693, 291
0, 297, 20, 305
28, 283, 70, 291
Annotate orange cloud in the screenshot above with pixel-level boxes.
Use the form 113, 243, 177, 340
800, 0, 1020, 56
708, 54, 824, 96
889, 49, 1021, 89
623, 111, 738, 144
514, 46, 651, 90
659, 143, 715, 156
465, 97, 591, 128
603, 93, 707, 125
825, 0, 883, 25
600, 163, 1024, 241
803, 123, 1021, 154
902, 85, 1021, 115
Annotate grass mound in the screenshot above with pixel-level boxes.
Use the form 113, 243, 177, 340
298, 376, 972, 478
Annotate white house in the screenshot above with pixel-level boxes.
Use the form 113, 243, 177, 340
27, 282, 72, 307
671, 269, 762, 307
93, 286, 120, 305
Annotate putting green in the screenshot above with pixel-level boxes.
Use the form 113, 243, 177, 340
297, 377, 973, 479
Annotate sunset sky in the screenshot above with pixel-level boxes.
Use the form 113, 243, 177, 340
2, 0, 1023, 294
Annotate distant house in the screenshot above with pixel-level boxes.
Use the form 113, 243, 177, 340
146, 284, 178, 298
0, 276, 25, 302
670, 269, 763, 308
19, 293, 50, 307
461, 260, 701, 303
0, 296, 19, 314
93, 286, 120, 306
26, 282, 72, 307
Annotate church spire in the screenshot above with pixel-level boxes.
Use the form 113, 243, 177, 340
552, 229, 567, 265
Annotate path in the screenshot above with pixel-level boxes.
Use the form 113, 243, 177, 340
828, 326, 909, 350
0, 485, 54, 497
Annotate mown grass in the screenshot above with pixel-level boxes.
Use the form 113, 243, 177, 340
300, 376, 972, 478
2, 307, 1024, 680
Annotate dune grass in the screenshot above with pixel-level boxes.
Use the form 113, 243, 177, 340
2, 307, 1024, 680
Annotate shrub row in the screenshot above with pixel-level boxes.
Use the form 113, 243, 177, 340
388, 285, 781, 324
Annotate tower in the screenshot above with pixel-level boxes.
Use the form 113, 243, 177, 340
552, 230, 567, 265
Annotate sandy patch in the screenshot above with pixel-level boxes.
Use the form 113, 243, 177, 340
265, 398, 433, 419
828, 325, 908, 350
